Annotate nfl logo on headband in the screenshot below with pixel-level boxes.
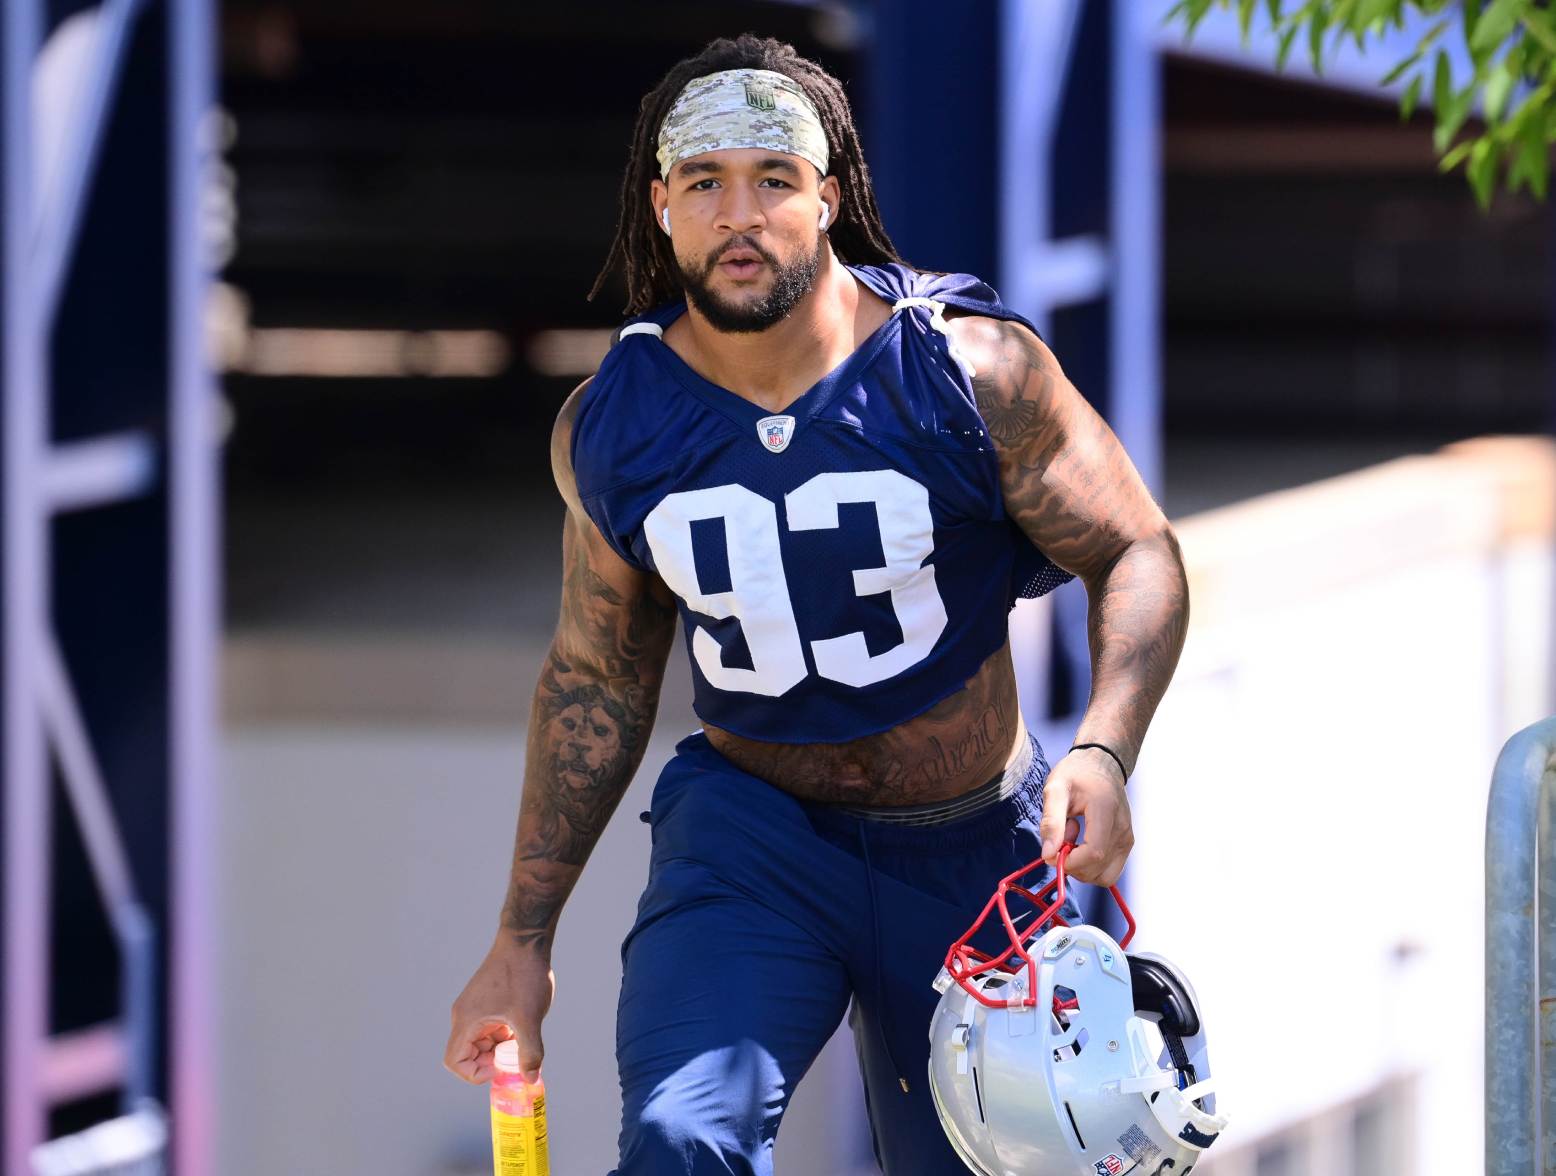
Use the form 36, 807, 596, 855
743, 80, 776, 111
756, 414, 795, 454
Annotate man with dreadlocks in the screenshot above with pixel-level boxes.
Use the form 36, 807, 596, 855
445, 33, 1188, 1176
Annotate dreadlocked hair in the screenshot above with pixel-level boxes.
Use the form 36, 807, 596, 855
588, 34, 908, 315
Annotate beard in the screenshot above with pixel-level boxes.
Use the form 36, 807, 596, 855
679, 234, 821, 334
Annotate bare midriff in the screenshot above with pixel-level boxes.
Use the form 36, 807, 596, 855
704, 641, 1025, 807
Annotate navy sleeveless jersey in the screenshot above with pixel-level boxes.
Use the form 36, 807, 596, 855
570, 263, 1072, 744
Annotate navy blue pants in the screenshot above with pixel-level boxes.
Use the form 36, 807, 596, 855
610, 730, 1070, 1175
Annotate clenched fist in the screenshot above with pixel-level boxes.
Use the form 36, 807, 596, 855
1038, 746, 1133, 887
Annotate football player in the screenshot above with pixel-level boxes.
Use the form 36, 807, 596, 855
445, 34, 1188, 1176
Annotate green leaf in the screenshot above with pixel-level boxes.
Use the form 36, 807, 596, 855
1505, 37, 1527, 81
1266, 0, 1284, 21
1433, 48, 1453, 117
1276, 24, 1301, 69
1439, 140, 1476, 171
1508, 153, 1531, 192
1468, 137, 1497, 207
1335, 0, 1364, 48
1414, 17, 1451, 56
1462, 0, 1485, 54
1380, 50, 1422, 85
1455, 80, 1479, 120
1508, 116, 1542, 190
1485, 62, 1516, 122
1531, 141, 1549, 199
1357, 0, 1393, 27
1472, 0, 1524, 56
1308, 9, 1332, 72
1521, 11, 1556, 56
1239, 0, 1258, 42
1433, 82, 1478, 151
1401, 73, 1423, 120
1167, 0, 1218, 38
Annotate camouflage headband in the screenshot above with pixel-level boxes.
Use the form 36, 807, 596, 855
656, 68, 830, 180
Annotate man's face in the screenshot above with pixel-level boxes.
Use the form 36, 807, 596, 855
656, 148, 831, 333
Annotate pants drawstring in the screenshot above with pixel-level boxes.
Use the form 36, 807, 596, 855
857, 821, 910, 1094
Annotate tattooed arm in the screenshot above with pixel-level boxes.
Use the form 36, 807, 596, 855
501, 378, 678, 952
948, 314, 1189, 886
444, 377, 677, 1085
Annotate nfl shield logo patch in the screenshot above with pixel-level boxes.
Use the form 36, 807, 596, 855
1094, 1157, 1125, 1176
756, 414, 795, 454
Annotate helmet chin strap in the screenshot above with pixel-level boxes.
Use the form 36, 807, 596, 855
1159, 1025, 1198, 1090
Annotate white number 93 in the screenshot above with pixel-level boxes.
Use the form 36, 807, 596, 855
642, 469, 948, 696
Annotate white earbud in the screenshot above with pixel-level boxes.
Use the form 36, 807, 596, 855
818, 204, 830, 231
661, 208, 671, 233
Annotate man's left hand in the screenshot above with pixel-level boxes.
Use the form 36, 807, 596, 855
1038, 747, 1133, 887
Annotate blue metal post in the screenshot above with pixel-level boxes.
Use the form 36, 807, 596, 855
169, 0, 220, 1168
1486, 716, 1556, 1175
863, 0, 1001, 277
997, 0, 1161, 736
3, 0, 51, 1169
1109, 0, 1162, 495
4, 0, 216, 1168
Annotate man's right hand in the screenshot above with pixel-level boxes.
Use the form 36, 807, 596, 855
443, 937, 555, 1085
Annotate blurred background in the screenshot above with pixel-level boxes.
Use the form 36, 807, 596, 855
3, 0, 1553, 1174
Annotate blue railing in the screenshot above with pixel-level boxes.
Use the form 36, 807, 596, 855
1486, 716, 1556, 1175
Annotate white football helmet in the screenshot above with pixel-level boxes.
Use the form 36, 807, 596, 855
928, 847, 1227, 1176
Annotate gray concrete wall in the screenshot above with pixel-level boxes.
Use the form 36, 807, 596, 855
216, 719, 878, 1175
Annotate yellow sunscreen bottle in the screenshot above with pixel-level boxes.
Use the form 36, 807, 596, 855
490, 1040, 549, 1175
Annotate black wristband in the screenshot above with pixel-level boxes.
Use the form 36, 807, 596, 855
1070, 741, 1129, 783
